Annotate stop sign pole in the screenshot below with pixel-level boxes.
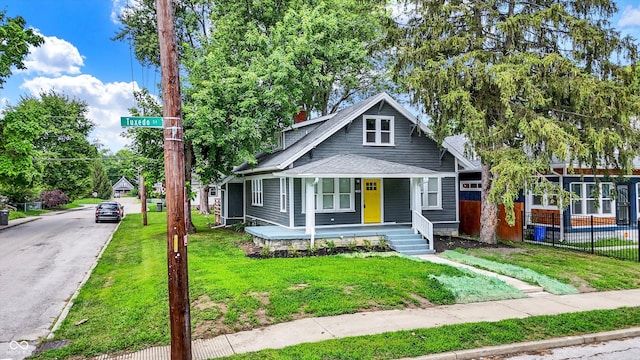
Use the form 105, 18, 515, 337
155, 0, 192, 359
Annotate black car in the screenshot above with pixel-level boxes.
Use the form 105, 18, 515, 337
95, 201, 124, 223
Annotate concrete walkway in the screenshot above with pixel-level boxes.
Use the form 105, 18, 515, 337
89, 288, 640, 360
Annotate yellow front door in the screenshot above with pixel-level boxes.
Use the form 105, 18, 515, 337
363, 178, 381, 223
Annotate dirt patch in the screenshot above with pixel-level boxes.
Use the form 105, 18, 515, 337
434, 235, 515, 253
568, 274, 597, 293
408, 293, 435, 308
287, 284, 308, 291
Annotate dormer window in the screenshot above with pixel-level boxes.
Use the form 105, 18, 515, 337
363, 115, 394, 146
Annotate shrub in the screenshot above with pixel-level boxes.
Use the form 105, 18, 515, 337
40, 189, 69, 209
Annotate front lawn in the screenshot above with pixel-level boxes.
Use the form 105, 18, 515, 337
37, 212, 491, 358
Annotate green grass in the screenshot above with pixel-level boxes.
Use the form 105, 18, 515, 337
459, 242, 640, 291
218, 307, 640, 360
441, 250, 579, 295
73, 197, 107, 205
38, 212, 505, 359
566, 238, 637, 248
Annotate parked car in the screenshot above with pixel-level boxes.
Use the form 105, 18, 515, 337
95, 201, 124, 223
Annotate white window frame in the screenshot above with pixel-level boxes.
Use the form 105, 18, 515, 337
363, 115, 394, 146
528, 193, 558, 210
251, 179, 263, 206
570, 182, 614, 216
302, 178, 355, 213
460, 180, 481, 191
421, 177, 442, 210
208, 187, 217, 197
279, 178, 287, 212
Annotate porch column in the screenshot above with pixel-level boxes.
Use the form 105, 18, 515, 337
410, 178, 422, 232
305, 178, 318, 245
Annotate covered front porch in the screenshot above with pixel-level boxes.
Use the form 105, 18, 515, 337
245, 224, 436, 255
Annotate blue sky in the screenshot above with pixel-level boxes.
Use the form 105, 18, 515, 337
0, 0, 639, 153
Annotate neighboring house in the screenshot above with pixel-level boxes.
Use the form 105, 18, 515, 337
191, 175, 221, 210
112, 176, 135, 197
450, 135, 640, 242
220, 93, 476, 254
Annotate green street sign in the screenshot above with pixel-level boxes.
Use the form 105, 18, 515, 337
120, 116, 163, 128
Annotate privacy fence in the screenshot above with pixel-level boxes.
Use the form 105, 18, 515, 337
522, 211, 640, 262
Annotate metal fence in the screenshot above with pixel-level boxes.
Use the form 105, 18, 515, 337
523, 211, 640, 262
10, 202, 43, 212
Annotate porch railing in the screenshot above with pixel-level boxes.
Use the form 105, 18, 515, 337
412, 210, 434, 251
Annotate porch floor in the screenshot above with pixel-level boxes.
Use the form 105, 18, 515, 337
245, 224, 435, 255
245, 224, 410, 240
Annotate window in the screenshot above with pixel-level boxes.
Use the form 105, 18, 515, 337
251, 179, 263, 206
280, 178, 287, 212
571, 182, 614, 215
421, 177, 441, 209
461, 181, 481, 191
530, 193, 557, 208
363, 116, 394, 146
302, 178, 354, 212
208, 187, 217, 197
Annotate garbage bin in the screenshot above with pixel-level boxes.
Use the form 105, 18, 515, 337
0, 210, 9, 226
533, 225, 546, 242
156, 202, 163, 212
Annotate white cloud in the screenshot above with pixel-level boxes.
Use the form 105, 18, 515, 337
111, 0, 126, 24
619, 6, 640, 27
22, 31, 85, 76
20, 74, 141, 152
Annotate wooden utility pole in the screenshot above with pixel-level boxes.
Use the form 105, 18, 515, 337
155, 0, 192, 359
140, 173, 147, 226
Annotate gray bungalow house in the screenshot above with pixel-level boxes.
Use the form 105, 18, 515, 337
112, 176, 135, 197
220, 93, 475, 255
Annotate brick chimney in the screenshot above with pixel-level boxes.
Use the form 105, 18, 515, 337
295, 110, 307, 124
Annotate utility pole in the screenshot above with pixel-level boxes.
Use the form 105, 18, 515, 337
140, 173, 147, 226
155, 0, 192, 359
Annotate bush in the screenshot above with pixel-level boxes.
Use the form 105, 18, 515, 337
40, 189, 70, 209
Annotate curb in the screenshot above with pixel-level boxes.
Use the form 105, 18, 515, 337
398, 327, 640, 360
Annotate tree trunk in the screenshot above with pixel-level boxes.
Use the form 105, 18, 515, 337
198, 185, 210, 215
479, 163, 498, 244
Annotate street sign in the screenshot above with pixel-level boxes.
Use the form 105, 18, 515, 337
120, 116, 163, 128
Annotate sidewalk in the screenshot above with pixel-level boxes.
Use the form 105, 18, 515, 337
90, 287, 640, 360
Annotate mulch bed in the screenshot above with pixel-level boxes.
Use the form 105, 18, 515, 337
434, 235, 514, 253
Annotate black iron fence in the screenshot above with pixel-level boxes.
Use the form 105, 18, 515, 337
522, 211, 640, 262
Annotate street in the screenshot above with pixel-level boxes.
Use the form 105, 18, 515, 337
494, 336, 640, 359
0, 197, 139, 360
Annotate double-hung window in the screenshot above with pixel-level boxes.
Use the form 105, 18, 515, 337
363, 116, 394, 146
571, 182, 613, 215
251, 179, 263, 206
421, 177, 441, 209
303, 178, 354, 212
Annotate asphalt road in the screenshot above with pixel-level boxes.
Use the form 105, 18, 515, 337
499, 336, 640, 359
0, 198, 140, 359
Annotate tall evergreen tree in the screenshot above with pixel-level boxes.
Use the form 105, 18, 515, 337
391, 0, 640, 243
93, 161, 113, 200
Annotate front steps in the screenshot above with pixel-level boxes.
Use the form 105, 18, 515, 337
386, 228, 434, 255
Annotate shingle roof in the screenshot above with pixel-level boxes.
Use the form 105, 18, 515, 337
275, 154, 438, 178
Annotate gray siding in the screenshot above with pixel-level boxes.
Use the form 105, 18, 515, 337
292, 102, 457, 172
421, 177, 457, 222
384, 178, 411, 223
246, 178, 288, 226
